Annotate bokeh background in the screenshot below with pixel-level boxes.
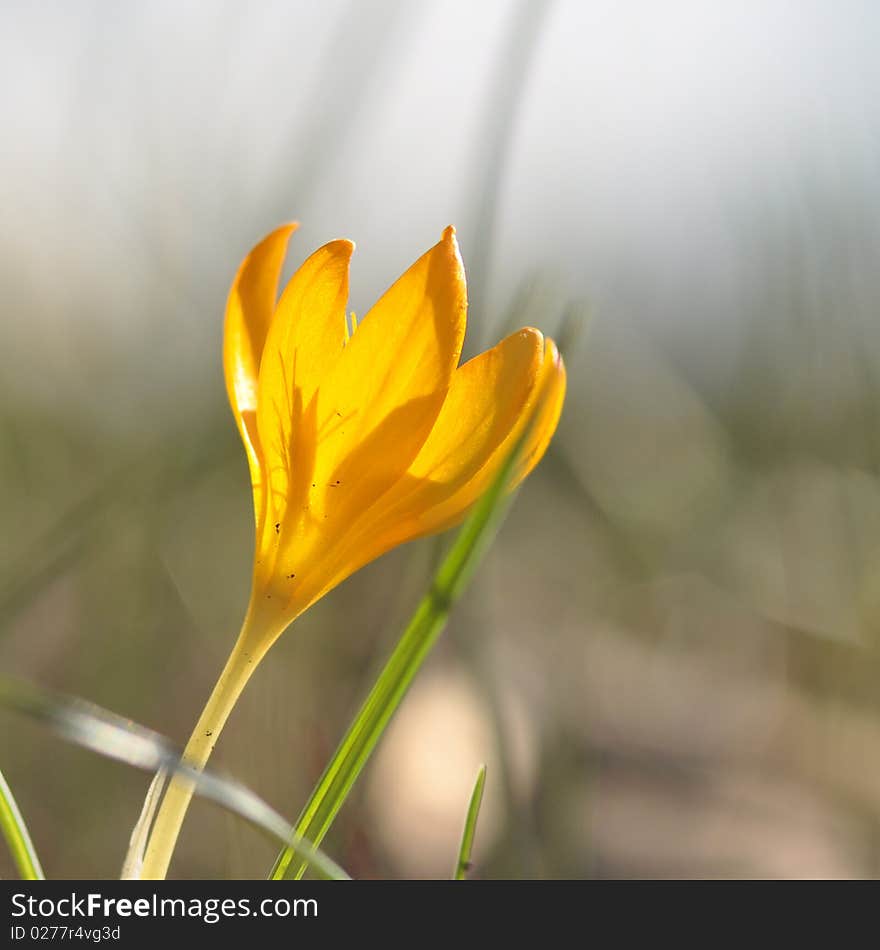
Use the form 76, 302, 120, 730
3, 0, 880, 878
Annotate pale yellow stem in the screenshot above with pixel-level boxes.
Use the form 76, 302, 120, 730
138, 608, 277, 880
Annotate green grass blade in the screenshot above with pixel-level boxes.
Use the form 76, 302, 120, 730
0, 766, 45, 880
0, 675, 349, 881
453, 764, 487, 880
271, 428, 527, 880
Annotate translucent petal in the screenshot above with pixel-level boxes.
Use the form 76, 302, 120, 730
292, 226, 467, 528
255, 239, 353, 548
294, 330, 565, 611
373, 332, 565, 541
223, 223, 298, 510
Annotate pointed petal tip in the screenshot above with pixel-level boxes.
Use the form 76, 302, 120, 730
234, 222, 299, 280
515, 326, 544, 345
318, 237, 356, 261
440, 225, 462, 261
517, 327, 563, 373
438, 225, 466, 300
264, 221, 300, 244
333, 237, 356, 255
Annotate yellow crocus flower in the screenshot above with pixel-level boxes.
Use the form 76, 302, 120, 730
139, 224, 565, 878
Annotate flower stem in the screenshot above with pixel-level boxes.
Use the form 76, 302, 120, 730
138, 610, 273, 879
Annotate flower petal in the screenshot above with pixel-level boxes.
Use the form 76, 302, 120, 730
255, 239, 354, 545
407, 335, 567, 538
300, 225, 468, 525
406, 327, 545, 490
319, 225, 465, 416
511, 337, 567, 487
372, 330, 564, 545
292, 329, 564, 612
223, 223, 298, 494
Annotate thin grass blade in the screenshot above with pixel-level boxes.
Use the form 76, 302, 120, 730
453, 764, 487, 880
0, 675, 349, 881
121, 768, 167, 880
0, 766, 45, 880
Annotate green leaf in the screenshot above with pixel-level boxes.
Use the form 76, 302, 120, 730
453, 764, 487, 880
271, 424, 529, 880
0, 675, 349, 881
0, 765, 44, 880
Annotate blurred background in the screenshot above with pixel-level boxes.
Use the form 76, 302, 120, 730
2, 0, 880, 878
